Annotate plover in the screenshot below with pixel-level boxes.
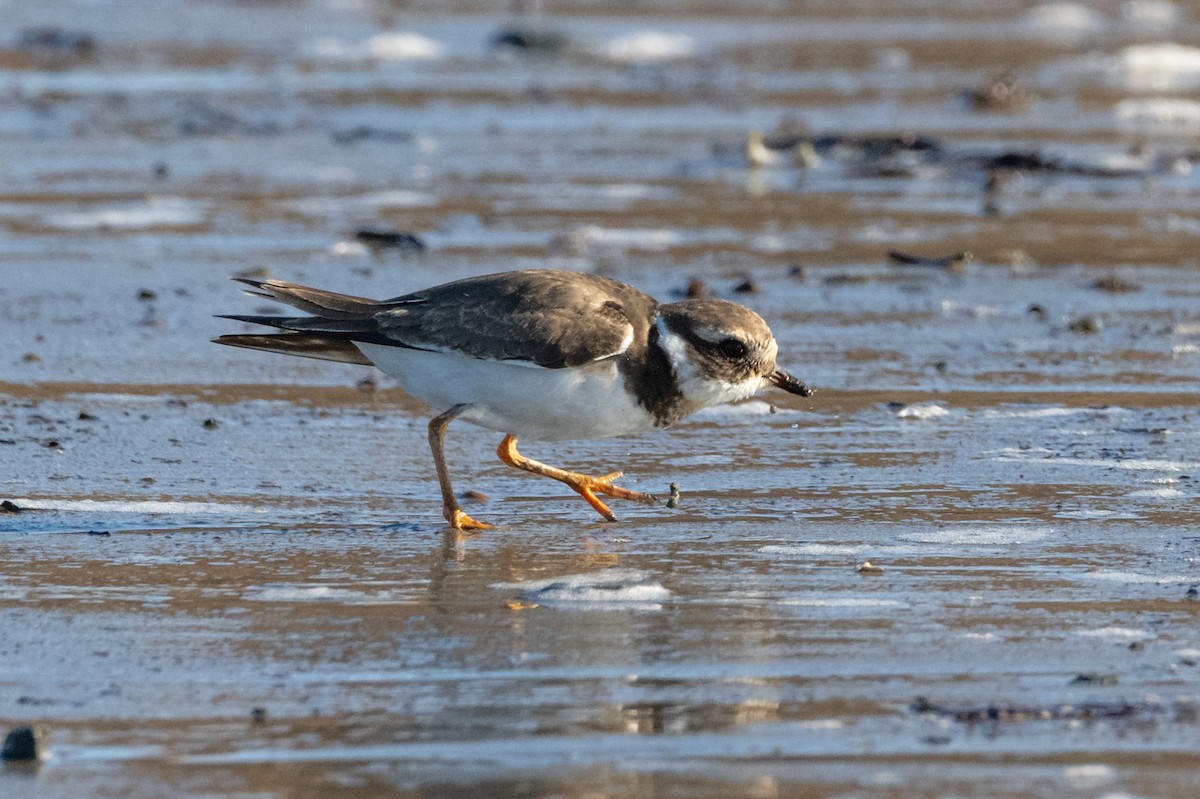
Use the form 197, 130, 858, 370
215, 269, 811, 530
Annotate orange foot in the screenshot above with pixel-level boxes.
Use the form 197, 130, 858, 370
496, 435, 663, 523
445, 506, 493, 531
559, 471, 659, 521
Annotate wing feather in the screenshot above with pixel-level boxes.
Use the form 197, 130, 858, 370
217, 270, 655, 370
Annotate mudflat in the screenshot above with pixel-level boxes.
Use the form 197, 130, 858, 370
3, 1, 1200, 797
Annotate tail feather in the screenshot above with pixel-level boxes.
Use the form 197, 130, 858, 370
233, 277, 387, 320
217, 313, 381, 334
213, 333, 372, 365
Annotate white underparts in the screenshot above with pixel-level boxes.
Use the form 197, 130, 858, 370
355, 341, 656, 441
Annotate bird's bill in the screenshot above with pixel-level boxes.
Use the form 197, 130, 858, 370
768, 368, 813, 397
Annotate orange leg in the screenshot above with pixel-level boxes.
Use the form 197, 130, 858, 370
496, 435, 660, 522
428, 405, 492, 531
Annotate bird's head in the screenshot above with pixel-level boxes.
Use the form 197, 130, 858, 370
655, 299, 812, 411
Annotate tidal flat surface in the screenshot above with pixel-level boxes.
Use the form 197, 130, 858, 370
2, 1, 1200, 797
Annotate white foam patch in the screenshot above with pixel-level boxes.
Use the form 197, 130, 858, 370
985, 406, 1105, 419
778, 597, 908, 608
246, 585, 365, 602
796, 719, 844, 730
493, 568, 670, 607
568, 224, 681, 251
1063, 764, 1116, 787
602, 31, 695, 62
364, 32, 444, 60
46, 198, 204, 230
244, 584, 415, 605
761, 543, 868, 556
992, 453, 1198, 472
694, 400, 799, 421
11, 498, 252, 515
1055, 509, 1132, 519
1077, 626, 1153, 640
1113, 43, 1200, 90
895, 402, 949, 420
760, 543, 924, 557
1122, 0, 1180, 30
1128, 487, 1187, 499
1023, 4, 1106, 37
1116, 98, 1200, 133
314, 32, 443, 61
1080, 570, 1195, 585
899, 526, 1053, 545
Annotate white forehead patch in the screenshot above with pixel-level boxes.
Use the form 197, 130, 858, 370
689, 324, 728, 344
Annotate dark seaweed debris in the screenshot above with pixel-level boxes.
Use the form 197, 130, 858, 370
911, 696, 1163, 723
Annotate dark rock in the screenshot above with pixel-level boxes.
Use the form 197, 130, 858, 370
490, 28, 570, 55
1090, 275, 1140, 293
0, 500, 21, 514
732, 275, 759, 294
354, 229, 426, 252
2, 726, 42, 761
1071, 673, 1118, 686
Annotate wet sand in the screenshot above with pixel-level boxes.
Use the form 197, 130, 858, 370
3, 1, 1200, 797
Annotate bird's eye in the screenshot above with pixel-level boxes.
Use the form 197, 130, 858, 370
718, 338, 747, 359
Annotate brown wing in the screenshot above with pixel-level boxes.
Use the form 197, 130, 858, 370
215, 270, 655, 370
374, 270, 651, 368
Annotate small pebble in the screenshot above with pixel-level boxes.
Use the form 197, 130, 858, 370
1071, 673, 1118, 686
1068, 315, 1103, 334
732, 276, 758, 294
1090, 275, 1140, 294
250, 707, 268, 724
202, 418, 219, 430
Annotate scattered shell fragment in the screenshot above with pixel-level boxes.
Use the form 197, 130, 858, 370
856, 561, 885, 574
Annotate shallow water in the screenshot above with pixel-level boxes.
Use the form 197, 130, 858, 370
2, 1, 1200, 797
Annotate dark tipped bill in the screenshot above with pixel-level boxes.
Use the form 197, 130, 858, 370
768, 368, 813, 397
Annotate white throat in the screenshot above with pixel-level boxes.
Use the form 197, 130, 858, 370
655, 318, 765, 410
